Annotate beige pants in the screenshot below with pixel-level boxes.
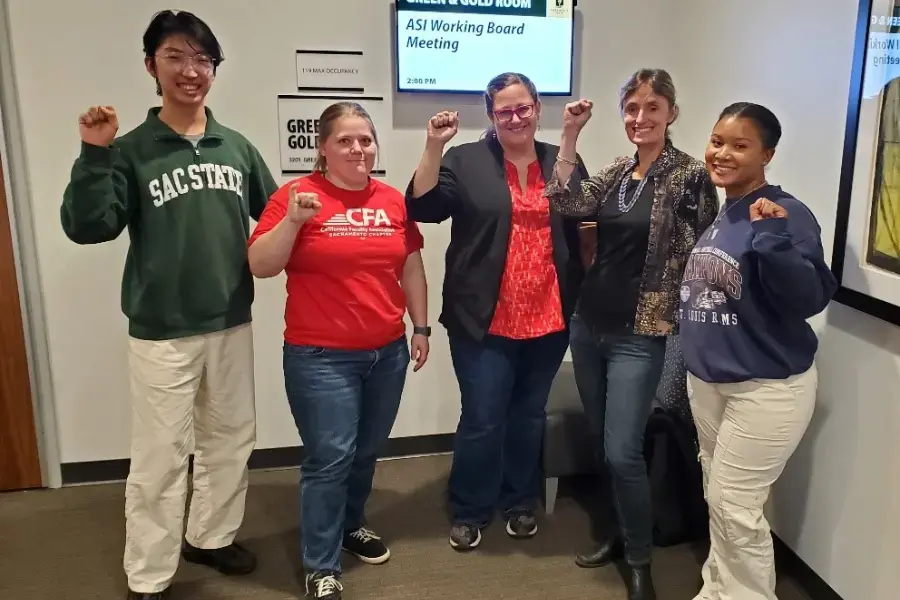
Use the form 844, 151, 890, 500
688, 366, 817, 600
123, 323, 256, 594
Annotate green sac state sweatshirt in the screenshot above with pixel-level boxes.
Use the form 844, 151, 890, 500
61, 107, 278, 341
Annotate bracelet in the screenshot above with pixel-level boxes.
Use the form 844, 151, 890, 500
556, 154, 578, 166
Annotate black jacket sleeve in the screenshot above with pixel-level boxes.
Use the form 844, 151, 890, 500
405, 148, 459, 224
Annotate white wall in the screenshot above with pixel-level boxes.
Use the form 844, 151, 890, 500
1, 0, 677, 464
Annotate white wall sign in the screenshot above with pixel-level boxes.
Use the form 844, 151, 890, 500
296, 50, 366, 93
276, 95, 388, 175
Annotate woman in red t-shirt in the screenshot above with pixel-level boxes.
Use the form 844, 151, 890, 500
247, 102, 428, 600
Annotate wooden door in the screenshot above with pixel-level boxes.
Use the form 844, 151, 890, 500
0, 148, 42, 490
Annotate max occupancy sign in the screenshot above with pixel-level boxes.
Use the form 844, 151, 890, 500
395, 0, 575, 95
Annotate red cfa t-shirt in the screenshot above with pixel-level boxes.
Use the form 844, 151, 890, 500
248, 172, 424, 350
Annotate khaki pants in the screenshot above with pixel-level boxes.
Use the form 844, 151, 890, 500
123, 323, 256, 594
688, 366, 817, 600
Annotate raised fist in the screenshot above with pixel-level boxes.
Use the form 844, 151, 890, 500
427, 111, 459, 145
563, 99, 593, 133
288, 185, 322, 224
749, 198, 788, 222
78, 106, 119, 147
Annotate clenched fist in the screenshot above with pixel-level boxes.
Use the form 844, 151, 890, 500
410, 334, 429, 372
563, 99, 593, 133
427, 111, 459, 145
78, 106, 119, 147
749, 198, 788, 222
288, 185, 322, 224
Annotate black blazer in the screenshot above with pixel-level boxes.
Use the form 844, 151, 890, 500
406, 137, 589, 341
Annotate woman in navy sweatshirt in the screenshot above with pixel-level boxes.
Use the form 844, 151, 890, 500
679, 102, 837, 600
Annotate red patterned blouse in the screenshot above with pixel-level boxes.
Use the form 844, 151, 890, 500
488, 159, 565, 339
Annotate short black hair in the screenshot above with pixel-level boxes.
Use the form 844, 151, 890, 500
718, 102, 782, 150
142, 10, 224, 66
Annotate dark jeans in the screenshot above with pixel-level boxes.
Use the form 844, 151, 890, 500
448, 330, 570, 527
569, 315, 666, 566
283, 336, 410, 574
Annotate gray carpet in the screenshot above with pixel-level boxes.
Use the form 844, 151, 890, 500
0, 454, 812, 599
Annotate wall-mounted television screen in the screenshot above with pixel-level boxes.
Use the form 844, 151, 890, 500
395, 0, 575, 96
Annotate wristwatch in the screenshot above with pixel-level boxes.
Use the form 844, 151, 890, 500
413, 326, 432, 337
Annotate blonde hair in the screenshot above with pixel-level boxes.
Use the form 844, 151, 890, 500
314, 102, 380, 173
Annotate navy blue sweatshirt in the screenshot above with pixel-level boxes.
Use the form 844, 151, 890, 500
679, 185, 837, 383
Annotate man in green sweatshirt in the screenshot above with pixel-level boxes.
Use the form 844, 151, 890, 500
60, 11, 277, 600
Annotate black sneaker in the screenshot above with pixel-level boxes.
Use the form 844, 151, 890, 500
126, 591, 169, 600
449, 523, 482, 551
305, 571, 343, 599
342, 527, 390, 564
182, 541, 257, 575
505, 513, 538, 538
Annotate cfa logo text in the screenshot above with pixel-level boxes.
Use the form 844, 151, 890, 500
343, 208, 391, 227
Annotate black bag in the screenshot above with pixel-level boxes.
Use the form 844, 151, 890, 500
655, 334, 693, 425
643, 406, 709, 546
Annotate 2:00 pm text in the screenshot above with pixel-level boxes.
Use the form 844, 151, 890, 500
407, 77, 437, 86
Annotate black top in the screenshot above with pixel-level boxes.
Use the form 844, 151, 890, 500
405, 137, 589, 341
579, 175, 655, 334
545, 142, 721, 337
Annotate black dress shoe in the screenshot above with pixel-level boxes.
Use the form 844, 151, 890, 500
627, 564, 656, 600
182, 541, 257, 575
126, 590, 169, 600
574, 537, 624, 568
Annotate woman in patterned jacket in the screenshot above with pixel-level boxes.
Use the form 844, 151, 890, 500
545, 68, 718, 600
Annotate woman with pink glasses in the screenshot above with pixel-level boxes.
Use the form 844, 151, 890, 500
406, 72, 588, 551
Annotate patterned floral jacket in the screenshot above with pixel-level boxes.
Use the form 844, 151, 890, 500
545, 142, 719, 336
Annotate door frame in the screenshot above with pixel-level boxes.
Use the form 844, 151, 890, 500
0, 0, 62, 489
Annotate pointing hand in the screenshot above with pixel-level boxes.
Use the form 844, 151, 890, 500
288, 185, 322, 224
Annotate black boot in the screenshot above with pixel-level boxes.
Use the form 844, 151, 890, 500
626, 564, 656, 600
574, 536, 624, 568
182, 541, 257, 575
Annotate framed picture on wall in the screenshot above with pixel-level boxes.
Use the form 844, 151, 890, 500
833, 0, 900, 326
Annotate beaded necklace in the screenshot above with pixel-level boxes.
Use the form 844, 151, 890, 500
617, 158, 657, 213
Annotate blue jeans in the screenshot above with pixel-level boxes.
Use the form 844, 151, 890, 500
283, 336, 410, 574
569, 315, 666, 566
448, 330, 570, 527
